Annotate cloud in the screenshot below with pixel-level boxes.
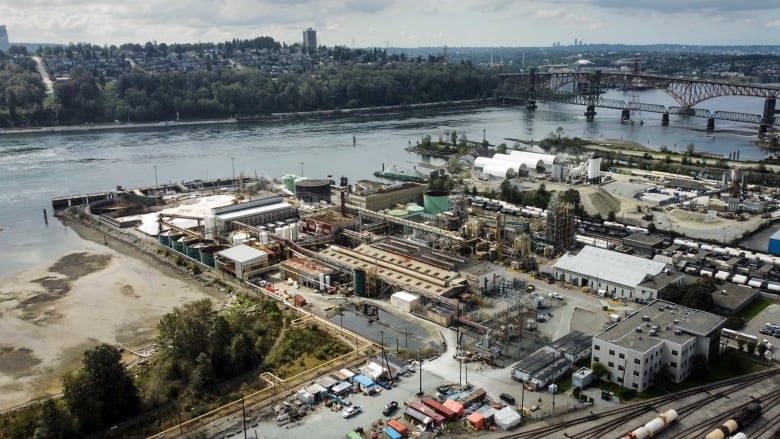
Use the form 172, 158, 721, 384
570, 0, 777, 14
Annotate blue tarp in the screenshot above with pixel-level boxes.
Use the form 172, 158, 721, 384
384, 426, 402, 439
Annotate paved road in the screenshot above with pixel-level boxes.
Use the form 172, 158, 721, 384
31, 56, 53, 94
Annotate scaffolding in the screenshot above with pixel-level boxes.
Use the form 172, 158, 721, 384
545, 198, 575, 256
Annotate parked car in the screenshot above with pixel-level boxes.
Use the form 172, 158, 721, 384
342, 405, 362, 418
760, 327, 773, 335
382, 401, 399, 416
500, 393, 516, 405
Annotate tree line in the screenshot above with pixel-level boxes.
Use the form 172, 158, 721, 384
0, 59, 498, 127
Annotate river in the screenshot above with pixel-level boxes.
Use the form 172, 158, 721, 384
0, 90, 773, 277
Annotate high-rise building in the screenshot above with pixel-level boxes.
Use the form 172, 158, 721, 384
0, 25, 9, 52
302, 27, 317, 52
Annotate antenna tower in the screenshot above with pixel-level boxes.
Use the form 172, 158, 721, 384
628, 53, 642, 123
443, 45, 448, 64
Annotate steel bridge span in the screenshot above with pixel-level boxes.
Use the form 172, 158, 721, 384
499, 70, 780, 130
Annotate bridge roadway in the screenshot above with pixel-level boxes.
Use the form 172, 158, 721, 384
499, 70, 780, 126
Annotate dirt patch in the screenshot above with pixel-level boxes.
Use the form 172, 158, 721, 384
0, 347, 41, 378
570, 307, 604, 335
49, 252, 112, 280
667, 208, 722, 224
24, 276, 70, 305
120, 284, 140, 298
581, 187, 622, 217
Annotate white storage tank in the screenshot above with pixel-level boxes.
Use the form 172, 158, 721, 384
325, 275, 331, 287
205, 214, 217, 240
318, 273, 325, 290
232, 232, 248, 245
290, 226, 298, 241
587, 154, 601, 180
260, 231, 270, 245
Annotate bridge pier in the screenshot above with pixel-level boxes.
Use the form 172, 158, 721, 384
706, 118, 715, 131
661, 113, 669, 126
584, 105, 596, 121
761, 98, 776, 134
621, 109, 630, 122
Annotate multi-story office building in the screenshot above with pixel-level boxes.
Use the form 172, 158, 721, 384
592, 300, 726, 392
303, 28, 317, 52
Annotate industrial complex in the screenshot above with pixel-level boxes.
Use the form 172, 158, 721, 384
49, 143, 780, 438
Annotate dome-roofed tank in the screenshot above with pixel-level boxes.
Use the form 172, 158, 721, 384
424, 190, 451, 214
295, 179, 331, 203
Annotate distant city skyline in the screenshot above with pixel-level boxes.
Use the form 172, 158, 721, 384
0, 0, 779, 48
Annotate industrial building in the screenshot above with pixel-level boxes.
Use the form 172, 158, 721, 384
346, 181, 427, 211
215, 244, 270, 282
510, 347, 572, 391
318, 237, 468, 300
553, 246, 671, 300
543, 330, 592, 363
458, 261, 506, 295
545, 198, 575, 255
300, 210, 359, 236
592, 300, 727, 392
280, 257, 337, 291
209, 193, 297, 238
769, 229, 780, 256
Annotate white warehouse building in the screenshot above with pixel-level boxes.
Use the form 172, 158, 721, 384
592, 300, 726, 392
553, 246, 671, 300
508, 150, 558, 168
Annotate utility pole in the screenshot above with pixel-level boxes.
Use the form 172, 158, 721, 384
154, 165, 158, 192
551, 350, 557, 414
300, 162, 304, 177
241, 393, 248, 439
231, 157, 236, 189
417, 348, 423, 396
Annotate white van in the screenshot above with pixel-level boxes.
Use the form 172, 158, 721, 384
548, 292, 563, 300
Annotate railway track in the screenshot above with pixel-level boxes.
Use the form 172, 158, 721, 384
499, 369, 779, 439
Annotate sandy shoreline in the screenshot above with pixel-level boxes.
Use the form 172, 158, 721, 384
0, 217, 222, 411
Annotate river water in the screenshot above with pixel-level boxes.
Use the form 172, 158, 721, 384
0, 90, 772, 277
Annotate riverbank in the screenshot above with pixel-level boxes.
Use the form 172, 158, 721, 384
0, 99, 493, 137
0, 211, 224, 411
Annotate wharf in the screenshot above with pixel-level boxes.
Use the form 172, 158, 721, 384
51, 177, 244, 210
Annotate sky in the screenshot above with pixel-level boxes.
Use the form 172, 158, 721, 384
1, 0, 779, 48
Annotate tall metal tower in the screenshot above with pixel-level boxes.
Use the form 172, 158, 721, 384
545, 197, 575, 256
627, 53, 642, 123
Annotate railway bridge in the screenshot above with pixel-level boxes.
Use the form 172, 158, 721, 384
499, 70, 780, 132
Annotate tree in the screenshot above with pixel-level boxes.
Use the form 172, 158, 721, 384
686, 143, 695, 156
496, 143, 507, 154
647, 222, 656, 233
758, 342, 768, 358
61, 344, 140, 434
607, 211, 616, 222
746, 341, 757, 355
34, 399, 75, 439
591, 362, 609, 380
189, 352, 215, 396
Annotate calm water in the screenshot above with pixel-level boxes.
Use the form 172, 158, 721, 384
0, 92, 771, 277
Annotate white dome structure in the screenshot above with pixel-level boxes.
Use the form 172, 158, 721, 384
508, 150, 558, 168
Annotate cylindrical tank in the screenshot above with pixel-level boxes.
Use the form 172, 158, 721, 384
424, 190, 451, 214
388, 209, 408, 217
588, 154, 601, 180
732, 434, 747, 439
353, 269, 366, 295
629, 427, 649, 439
318, 273, 326, 291
282, 174, 297, 193
205, 213, 217, 240
290, 226, 298, 241
295, 178, 331, 203
233, 232, 248, 245
406, 203, 425, 215
260, 231, 270, 245
325, 275, 331, 287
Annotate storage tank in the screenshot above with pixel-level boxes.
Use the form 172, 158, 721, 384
588, 153, 601, 180
295, 178, 332, 203
731, 434, 747, 439
325, 275, 331, 287
388, 209, 409, 217
205, 213, 217, 240
406, 203, 425, 215
424, 190, 451, 215
282, 174, 297, 194
318, 273, 325, 291
233, 232, 248, 245
290, 226, 298, 241
260, 231, 270, 245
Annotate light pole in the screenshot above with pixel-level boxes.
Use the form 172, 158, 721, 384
154, 165, 158, 192
231, 157, 236, 188
300, 162, 304, 177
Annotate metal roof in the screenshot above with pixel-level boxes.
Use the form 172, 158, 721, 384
555, 246, 668, 287
216, 201, 293, 221
216, 244, 269, 263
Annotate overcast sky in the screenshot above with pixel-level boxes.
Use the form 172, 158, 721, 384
2, 0, 779, 48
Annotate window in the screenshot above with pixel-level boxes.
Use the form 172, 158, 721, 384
671, 362, 677, 368
619, 353, 625, 359
634, 359, 641, 365
594, 345, 600, 351
632, 383, 638, 389
594, 356, 600, 363
617, 377, 623, 383
633, 371, 639, 376
672, 350, 678, 356
618, 365, 624, 371
608, 362, 614, 367
609, 349, 615, 355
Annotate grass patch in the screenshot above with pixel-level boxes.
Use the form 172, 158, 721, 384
737, 296, 775, 321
